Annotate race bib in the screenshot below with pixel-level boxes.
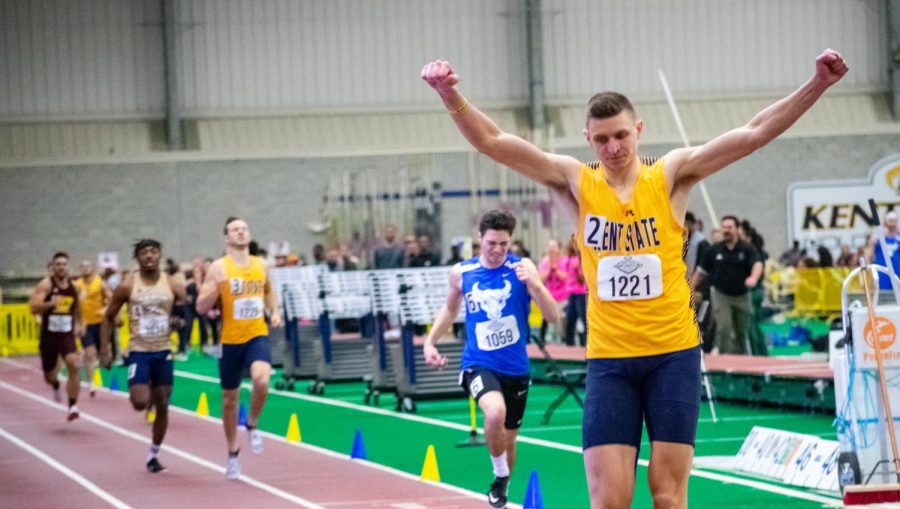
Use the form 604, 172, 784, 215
138, 316, 170, 337
596, 254, 663, 301
47, 315, 72, 333
475, 315, 520, 351
233, 297, 264, 320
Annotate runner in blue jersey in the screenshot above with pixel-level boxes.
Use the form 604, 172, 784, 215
424, 210, 559, 509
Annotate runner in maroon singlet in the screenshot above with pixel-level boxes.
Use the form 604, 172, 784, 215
29, 251, 84, 421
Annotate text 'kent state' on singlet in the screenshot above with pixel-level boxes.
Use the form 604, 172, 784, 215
128, 273, 174, 353
460, 254, 532, 376
75, 275, 104, 325
219, 255, 269, 345
577, 158, 700, 358
41, 278, 78, 340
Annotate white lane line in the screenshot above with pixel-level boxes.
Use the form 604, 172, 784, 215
0, 360, 841, 505
0, 380, 326, 509
0, 359, 504, 508
0, 425, 133, 509
112, 389, 517, 508
173, 369, 842, 505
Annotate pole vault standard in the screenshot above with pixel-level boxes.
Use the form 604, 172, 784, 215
657, 69, 719, 423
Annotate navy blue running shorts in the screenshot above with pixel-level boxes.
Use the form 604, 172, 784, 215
582, 346, 701, 450
219, 336, 271, 390
80, 323, 101, 348
127, 350, 174, 388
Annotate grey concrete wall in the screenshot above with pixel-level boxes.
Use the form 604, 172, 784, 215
2, 133, 898, 273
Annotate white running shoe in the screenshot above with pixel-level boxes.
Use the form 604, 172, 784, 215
52, 385, 62, 403
225, 456, 241, 480
67, 405, 80, 422
249, 428, 263, 455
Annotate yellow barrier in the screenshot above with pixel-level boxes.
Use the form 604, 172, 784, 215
0, 304, 200, 357
793, 267, 856, 315
0, 304, 40, 355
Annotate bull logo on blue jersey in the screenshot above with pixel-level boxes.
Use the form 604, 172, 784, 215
470, 280, 512, 322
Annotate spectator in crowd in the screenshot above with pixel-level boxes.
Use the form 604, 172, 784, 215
779, 240, 803, 267
741, 220, 769, 356
446, 241, 465, 265
510, 240, 531, 259
402, 234, 423, 267
374, 224, 405, 269
563, 236, 587, 347
684, 211, 709, 279
165, 259, 190, 360
414, 234, 442, 267
538, 239, 569, 343
472, 241, 481, 258
816, 246, 834, 267
798, 256, 818, 269
691, 215, 762, 355
338, 241, 360, 270
312, 244, 326, 265
325, 247, 342, 271
835, 244, 856, 268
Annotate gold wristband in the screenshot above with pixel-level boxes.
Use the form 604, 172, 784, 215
448, 97, 468, 114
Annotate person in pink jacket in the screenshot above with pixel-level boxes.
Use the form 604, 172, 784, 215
538, 239, 569, 342
563, 236, 588, 347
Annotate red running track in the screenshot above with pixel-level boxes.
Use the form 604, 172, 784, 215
0, 357, 491, 509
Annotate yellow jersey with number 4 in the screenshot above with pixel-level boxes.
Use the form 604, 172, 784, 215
577, 158, 699, 358
220, 255, 269, 345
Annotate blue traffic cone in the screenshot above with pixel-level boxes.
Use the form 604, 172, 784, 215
109, 375, 120, 392
351, 429, 367, 460
238, 403, 248, 427
523, 470, 543, 509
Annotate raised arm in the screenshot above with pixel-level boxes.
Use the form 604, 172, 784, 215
421, 60, 581, 191
423, 266, 464, 369
195, 260, 224, 315
665, 49, 848, 189
516, 258, 560, 323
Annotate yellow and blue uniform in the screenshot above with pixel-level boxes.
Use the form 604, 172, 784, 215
75, 275, 104, 347
577, 158, 702, 449
218, 255, 271, 389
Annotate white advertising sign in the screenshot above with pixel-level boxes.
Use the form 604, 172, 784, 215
851, 305, 900, 369
787, 154, 900, 251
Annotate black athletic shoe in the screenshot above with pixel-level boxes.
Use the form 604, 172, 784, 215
487, 476, 509, 508
146, 457, 167, 474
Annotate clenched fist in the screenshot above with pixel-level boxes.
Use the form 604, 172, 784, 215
421, 60, 459, 95
815, 49, 848, 86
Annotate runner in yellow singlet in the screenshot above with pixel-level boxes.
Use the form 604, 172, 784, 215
74, 259, 112, 396
196, 216, 282, 480
422, 50, 848, 508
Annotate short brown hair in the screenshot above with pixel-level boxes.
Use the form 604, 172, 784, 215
479, 210, 516, 236
586, 92, 635, 123
224, 216, 242, 234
